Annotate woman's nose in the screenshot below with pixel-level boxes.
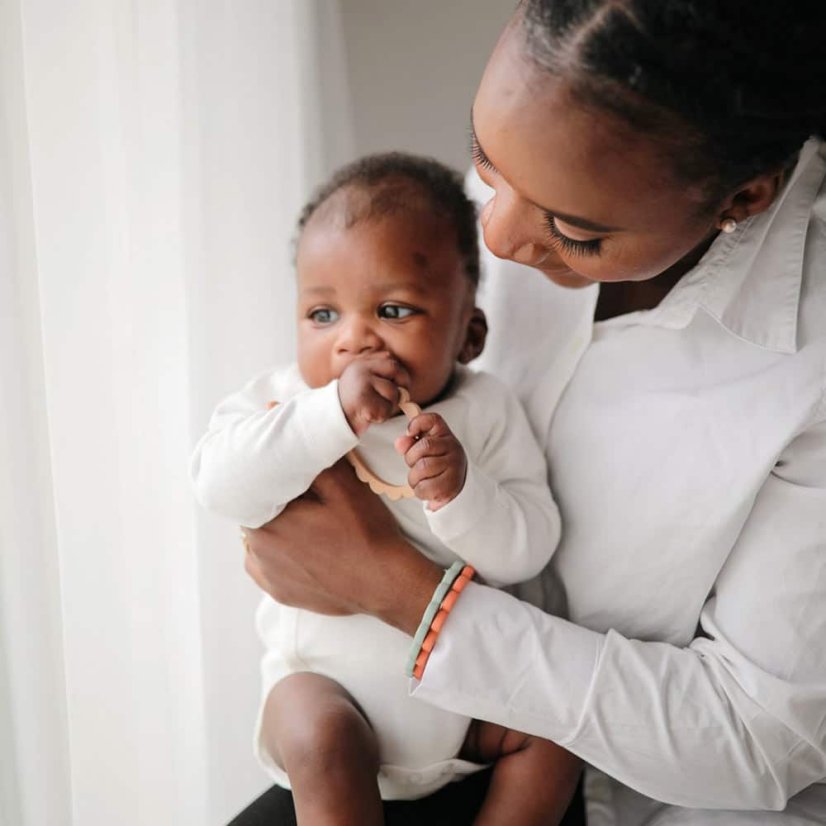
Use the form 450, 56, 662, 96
481, 191, 548, 267
335, 316, 383, 355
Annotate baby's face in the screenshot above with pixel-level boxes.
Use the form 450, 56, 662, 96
296, 210, 475, 406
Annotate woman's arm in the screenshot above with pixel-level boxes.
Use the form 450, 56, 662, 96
414, 417, 826, 810
243, 459, 443, 627
245, 419, 826, 810
243, 458, 586, 817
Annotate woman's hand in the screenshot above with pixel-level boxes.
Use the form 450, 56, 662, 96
243, 459, 442, 634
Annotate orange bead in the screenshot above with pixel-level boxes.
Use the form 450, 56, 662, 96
441, 590, 459, 612
431, 610, 447, 633
453, 574, 471, 593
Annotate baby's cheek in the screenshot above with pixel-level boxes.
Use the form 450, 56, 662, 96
297, 344, 334, 389
409, 354, 457, 406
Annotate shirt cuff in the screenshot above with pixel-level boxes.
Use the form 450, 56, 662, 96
410, 582, 603, 745
424, 463, 497, 543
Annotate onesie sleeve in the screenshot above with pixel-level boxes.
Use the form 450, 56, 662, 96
190, 369, 358, 528
425, 372, 560, 587
414, 415, 826, 809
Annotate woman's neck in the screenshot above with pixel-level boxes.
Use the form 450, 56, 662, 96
594, 231, 717, 321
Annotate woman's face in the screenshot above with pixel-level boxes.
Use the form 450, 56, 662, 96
471, 23, 721, 288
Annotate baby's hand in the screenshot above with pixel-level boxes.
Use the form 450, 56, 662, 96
338, 352, 410, 436
395, 413, 467, 511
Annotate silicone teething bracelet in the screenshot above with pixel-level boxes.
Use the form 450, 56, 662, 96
406, 562, 475, 679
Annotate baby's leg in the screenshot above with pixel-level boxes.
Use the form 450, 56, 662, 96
461, 720, 582, 826
261, 672, 383, 826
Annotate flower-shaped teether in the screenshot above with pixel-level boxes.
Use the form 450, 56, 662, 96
345, 387, 420, 500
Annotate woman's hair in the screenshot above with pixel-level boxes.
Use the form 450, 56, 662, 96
296, 152, 480, 285
520, 0, 826, 205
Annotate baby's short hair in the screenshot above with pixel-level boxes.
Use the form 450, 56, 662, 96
296, 152, 480, 286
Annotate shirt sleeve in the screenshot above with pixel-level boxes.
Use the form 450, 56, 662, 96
413, 415, 826, 810
190, 372, 358, 528
424, 375, 561, 587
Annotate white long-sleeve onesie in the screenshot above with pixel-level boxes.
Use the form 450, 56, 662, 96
190, 363, 560, 798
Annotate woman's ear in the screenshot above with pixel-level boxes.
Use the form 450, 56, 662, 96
458, 307, 488, 364
718, 168, 787, 226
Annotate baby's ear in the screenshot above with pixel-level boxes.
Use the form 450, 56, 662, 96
458, 307, 488, 364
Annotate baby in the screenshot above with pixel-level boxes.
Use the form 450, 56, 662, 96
191, 153, 577, 824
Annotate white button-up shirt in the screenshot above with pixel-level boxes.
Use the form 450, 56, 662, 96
413, 140, 826, 824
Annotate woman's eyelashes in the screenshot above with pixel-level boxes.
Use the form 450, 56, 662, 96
469, 131, 603, 257
469, 133, 495, 173
544, 213, 604, 257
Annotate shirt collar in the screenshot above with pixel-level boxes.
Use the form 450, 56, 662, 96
601, 139, 825, 354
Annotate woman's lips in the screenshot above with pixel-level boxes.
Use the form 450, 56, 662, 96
538, 266, 593, 288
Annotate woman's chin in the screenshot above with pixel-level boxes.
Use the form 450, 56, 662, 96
537, 265, 594, 289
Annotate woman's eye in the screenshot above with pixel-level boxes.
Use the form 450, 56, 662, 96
469, 134, 495, 173
378, 304, 416, 320
309, 308, 339, 324
543, 214, 604, 257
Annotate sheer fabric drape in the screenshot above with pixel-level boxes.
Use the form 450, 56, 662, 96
0, 2, 352, 824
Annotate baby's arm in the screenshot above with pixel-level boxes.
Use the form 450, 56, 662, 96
191, 355, 408, 528
190, 371, 358, 528
397, 374, 560, 587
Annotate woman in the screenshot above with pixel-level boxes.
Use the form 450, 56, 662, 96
234, 1, 826, 823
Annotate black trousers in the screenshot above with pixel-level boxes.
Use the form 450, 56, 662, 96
227, 769, 587, 825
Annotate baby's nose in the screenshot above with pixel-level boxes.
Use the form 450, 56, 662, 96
336, 318, 383, 354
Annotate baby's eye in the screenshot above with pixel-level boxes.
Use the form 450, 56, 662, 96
309, 307, 339, 325
378, 304, 417, 320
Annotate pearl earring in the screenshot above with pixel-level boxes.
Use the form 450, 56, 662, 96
720, 217, 737, 234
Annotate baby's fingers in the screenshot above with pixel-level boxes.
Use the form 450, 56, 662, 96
395, 413, 446, 456
360, 352, 411, 388
406, 412, 451, 440
359, 384, 400, 425
394, 433, 416, 456
369, 375, 402, 407
408, 453, 447, 490
410, 464, 465, 509
401, 414, 456, 466
402, 431, 450, 468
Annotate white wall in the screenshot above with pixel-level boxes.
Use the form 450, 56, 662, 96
338, 0, 512, 171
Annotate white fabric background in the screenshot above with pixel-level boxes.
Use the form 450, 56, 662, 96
0, 1, 353, 824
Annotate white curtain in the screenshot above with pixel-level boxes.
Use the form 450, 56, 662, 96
0, 2, 353, 824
